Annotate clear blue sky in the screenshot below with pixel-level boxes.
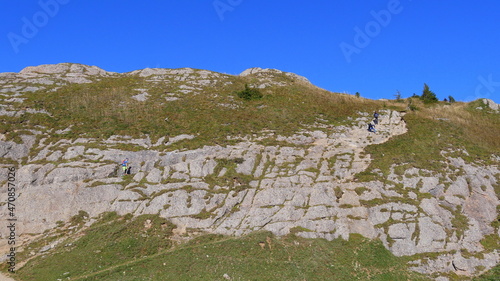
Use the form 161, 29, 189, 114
1, 0, 499, 103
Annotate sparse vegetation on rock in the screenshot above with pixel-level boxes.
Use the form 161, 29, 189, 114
235, 84, 263, 100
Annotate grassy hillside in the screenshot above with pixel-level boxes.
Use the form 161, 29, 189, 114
475, 264, 500, 281
1, 73, 380, 151
13, 213, 430, 281
357, 99, 500, 180
5, 71, 497, 160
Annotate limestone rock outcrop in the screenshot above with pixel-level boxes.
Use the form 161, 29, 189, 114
0, 109, 498, 278
0, 64, 498, 279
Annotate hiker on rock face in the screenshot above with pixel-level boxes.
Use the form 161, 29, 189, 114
368, 122, 376, 133
373, 111, 379, 125
121, 158, 129, 175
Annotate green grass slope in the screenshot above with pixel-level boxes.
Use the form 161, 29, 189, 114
475, 264, 500, 281
13, 213, 430, 281
357, 99, 500, 181
1, 72, 379, 151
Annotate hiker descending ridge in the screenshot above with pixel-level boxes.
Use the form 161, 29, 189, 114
368, 111, 379, 133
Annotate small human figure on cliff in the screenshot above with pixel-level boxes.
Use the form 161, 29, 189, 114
121, 158, 129, 175
368, 122, 376, 133
373, 111, 379, 125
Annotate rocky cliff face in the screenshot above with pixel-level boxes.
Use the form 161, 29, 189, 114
0, 64, 499, 279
